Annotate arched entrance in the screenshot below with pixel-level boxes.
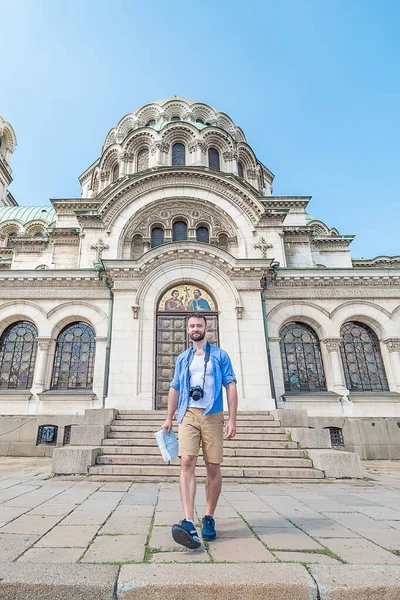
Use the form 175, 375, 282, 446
155, 283, 219, 409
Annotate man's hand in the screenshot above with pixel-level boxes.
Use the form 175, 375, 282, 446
162, 417, 173, 434
225, 419, 236, 439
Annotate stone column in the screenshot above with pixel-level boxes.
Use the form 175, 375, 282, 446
322, 338, 348, 395
382, 339, 400, 392
32, 337, 52, 394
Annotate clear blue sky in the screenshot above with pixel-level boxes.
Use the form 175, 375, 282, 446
1, 0, 399, 258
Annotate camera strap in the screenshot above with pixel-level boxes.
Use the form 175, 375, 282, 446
188, 342, 211, 389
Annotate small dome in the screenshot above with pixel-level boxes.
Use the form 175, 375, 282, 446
0, 205, 56, 225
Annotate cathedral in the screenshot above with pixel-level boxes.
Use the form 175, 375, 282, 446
0, 97, 399, 461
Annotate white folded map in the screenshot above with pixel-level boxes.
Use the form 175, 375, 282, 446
154, 429, 179, 462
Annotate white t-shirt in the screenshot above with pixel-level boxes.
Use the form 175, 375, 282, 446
188, 354, 214, 409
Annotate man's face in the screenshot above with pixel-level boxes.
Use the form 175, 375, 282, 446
172, 291, 179, 299
193, 290, 201, 299
187, 317, 207, 341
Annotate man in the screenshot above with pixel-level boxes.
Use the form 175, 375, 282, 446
187, 288, 211, 311
162, 313, 238, 549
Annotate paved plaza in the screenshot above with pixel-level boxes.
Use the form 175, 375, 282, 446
1, 457, 400, 598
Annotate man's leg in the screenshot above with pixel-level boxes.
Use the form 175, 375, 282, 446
180, 455, 197, 522
205, 462, 222, 516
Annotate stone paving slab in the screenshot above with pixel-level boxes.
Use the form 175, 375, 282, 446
0, 562, 119, 600
151, 549, 210, 562
208, 537, 276, 562
117, 563, 317, 600
290, 518, 360, 538
99, 515, 151, 535
0, 533, 39, 561
256, 527, 324, 551
81, 534, 146, 563
309, 564, 400, 600
320, 537, 400, 564
0, 514, 63, 535
17, 547, 84, 563
35, 524, 99, 548
274, 551, 341, 564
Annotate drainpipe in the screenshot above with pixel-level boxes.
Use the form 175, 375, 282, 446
261, 261, 280, 408
96, 264, 114, 409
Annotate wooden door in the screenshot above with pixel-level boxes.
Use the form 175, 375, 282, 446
155, 314, 219, 409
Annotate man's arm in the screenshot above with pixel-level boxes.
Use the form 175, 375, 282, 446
225, 382, 238, 439
161, 387, 179, 433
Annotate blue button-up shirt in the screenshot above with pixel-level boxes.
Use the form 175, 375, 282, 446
170, 343, 237, 423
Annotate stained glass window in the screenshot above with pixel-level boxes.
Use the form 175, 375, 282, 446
137, 148, 149, 172
208, 147, 220, 170
172, 143, 185, 166
171, 115, 180, 121
196, 227, 209, 243
112, 163, 119, 182
37, 425, 58, 445
151, 227, 165, 248
172, 221, 187, 242
51, 322, 96, 390
280, 322, 326, 392
0, 321, 38, 389
340, 322, 388, 391
237, 162, 244, 178
196, 118, 205, 124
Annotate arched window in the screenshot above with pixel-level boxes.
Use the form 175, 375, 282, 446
196, 118, 205, 124
196, 226, 209, 243
172, 221, 187, 242
34, 232, 44, 238
0, 321, 38, 389
7, 232, 17, 248
132, 234, 144, 259
151, 227, 165, 248
112, 163, 119, 182
340, 322, 388, 391
51, 322, 96, 390
146, 119, 156, 126
280, 322, 326, 392
37, 425, 58, 445
208, 147, 220, 170
172, 143, 185, 166
137, 148, 149, 172
237, 161, 244, 178
171, 115, 180, 121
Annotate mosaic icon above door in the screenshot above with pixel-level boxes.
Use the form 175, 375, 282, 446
158, 284, 216, 312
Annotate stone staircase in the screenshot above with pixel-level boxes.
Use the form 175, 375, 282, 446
88, 411, 324, 480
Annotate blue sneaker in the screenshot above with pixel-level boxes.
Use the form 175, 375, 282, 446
172, 519, 201, 549
202, 515, 216, 541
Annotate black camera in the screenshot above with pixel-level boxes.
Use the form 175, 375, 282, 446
189, 385, 204, 402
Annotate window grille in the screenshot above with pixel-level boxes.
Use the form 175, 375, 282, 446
37, 425, 58, 445
63, 425, 74, 445
280, 322, 326, 392
172, 221, 187, 242
340, 322, 388, 391
51, 322, 95, 390
196, 227, 209, 243
0, 321, 38, 389
327, 427, 344, 447
137, 148, 149, 172
208, 148, 220, 170
151, 227, 165, 247
237, 162, 244, 178
172, 143, 185, 166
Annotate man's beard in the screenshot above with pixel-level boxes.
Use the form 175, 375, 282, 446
189, 331, 206, 341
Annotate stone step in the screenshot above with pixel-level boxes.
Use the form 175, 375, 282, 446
109, 423, 281, 433
100, 446, 305, 457
116, 411, 271, 417
88, 464, 324, 479
96, 455, 313, 468
107, 431, 289, 441
112, 419, 278, 428
102, 438, 298, 449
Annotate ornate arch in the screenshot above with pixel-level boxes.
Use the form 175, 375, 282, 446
136, 105, 161, 124
237, 144, 257, 170
202, 129, 234, 154
161, 123, 198, 147
191, 104, 215, 123
123, 130, 155, 155
100, 147, 120, 173
120, 198, 238, 251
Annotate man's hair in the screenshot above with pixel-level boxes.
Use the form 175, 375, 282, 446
193, 289, 201, 295
171, 289, 179, 295
186, 313, 207, 326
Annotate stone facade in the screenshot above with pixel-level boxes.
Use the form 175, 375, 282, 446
0, 97, 399, 457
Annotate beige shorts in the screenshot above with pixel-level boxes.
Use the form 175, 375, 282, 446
178, 407, 224, 464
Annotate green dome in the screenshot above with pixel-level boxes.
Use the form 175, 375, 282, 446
0, 205, 56, 225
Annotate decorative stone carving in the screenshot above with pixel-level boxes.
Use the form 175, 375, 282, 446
383, 339, 400, 353
246, 169, 258, 179
122, 151, 134, 162
131, 304, 140, 319
150, 142, 170, 155
223, 151, 238, 161
100, 170, 110, 181
268, 337, 281, 343
322, 338, 342, 352
253, 237, 272, 258
36, 338, 52, 351
90, 238, 110, 263
235, 304, 244, 319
